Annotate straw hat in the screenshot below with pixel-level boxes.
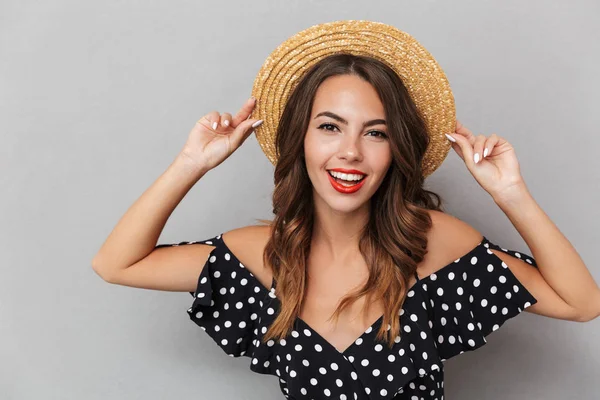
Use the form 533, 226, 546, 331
250, 20, 456, 178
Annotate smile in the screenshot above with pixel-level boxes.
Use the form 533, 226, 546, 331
326, 170, 367, 194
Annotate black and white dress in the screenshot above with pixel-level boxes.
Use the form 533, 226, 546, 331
156, 233, 538, 399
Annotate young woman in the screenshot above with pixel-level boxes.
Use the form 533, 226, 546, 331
91, 23, 600, 400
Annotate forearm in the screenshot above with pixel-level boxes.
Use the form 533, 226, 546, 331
493, 183, 600, 319
92, 154, 209, 276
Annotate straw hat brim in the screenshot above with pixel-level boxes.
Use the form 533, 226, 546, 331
250, 20, 455, 178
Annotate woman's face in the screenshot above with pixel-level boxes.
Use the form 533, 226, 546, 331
304, 74, 392, 214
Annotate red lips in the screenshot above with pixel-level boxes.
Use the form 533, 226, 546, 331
327, 170, 367, 194
328, 168, 367, 175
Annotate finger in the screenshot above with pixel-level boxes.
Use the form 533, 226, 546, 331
198, 111, 221, 132
450, 141, 464, 161
483, 133, 499, 159
231, 97, 257, 127
220, 112, 233, 128
473, 134, 487, 164
445, 133, 465, 160
455, 119, 476, 146
447, 132, 475, 169
229, 118, 264, 149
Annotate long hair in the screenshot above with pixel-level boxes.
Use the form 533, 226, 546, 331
257, 53, 444, 348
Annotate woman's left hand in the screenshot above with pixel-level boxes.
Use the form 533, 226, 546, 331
446, 120, 527, 199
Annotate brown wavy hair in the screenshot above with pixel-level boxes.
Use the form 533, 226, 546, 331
256, 53, 444, 349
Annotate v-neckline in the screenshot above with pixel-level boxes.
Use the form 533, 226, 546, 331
217, 233, 488, 357
266, 274, 386, 355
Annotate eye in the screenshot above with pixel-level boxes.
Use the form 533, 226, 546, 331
366, 130, 388, 139
317, 123, 388, 138
317, 123, 339, 132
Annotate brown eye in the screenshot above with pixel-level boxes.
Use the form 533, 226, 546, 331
318, 123, 338, 132
367, 130, 387, 138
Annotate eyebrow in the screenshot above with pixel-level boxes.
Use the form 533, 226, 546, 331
314, 111, 386, 128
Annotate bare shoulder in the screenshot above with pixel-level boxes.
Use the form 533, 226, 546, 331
221, 224, 273, 290
417, 210, 484, 276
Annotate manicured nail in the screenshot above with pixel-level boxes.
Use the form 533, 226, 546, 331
474, 153, 480, 164
212, 121, 218, 130
483, 148, 488, 158
223, 120, 230, 127
251, 119, 264, 128
445, 133, 456, 142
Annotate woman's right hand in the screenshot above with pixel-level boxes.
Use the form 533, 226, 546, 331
179, 96, 263, 172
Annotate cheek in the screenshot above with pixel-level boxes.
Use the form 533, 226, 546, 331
304, 134, 331, 168
368, 147, 392, 173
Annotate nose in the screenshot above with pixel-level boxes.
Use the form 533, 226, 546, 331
337, 134, 363, 162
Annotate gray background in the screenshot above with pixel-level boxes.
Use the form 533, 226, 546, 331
2, 0, 599, 399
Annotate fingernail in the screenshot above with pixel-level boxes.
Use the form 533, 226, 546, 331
474, 153, 480, 164
445, 133, 456, 142
483, 148, 488, 158
252, 119, 264, 128
223, 120, 230, 127
250, 96, 256, 102
212, 121, 218, 130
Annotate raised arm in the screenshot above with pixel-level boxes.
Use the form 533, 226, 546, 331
91, 97, 263, 291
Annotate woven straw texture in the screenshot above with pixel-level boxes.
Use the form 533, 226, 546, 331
250, 20, 455, 178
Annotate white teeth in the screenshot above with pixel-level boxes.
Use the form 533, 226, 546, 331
328, 170, 365, 181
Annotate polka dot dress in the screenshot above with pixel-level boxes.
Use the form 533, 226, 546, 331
155, 234, 538, 399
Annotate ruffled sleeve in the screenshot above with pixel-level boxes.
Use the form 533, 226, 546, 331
423, 236, 539, 362
155, 233, 271, 358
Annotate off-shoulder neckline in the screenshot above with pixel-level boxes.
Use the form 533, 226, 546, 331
212, 233, 490, 355
216, 233, 489, 294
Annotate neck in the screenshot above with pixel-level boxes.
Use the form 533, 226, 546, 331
311, 198, 369, 264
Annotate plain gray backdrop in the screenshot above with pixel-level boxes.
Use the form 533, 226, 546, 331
2, 0, 599, 399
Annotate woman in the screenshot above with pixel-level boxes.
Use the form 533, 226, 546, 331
92, 22, 600, 400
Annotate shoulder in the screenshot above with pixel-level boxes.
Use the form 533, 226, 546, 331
418, 210, 484, 276
221, 223, 273, 290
